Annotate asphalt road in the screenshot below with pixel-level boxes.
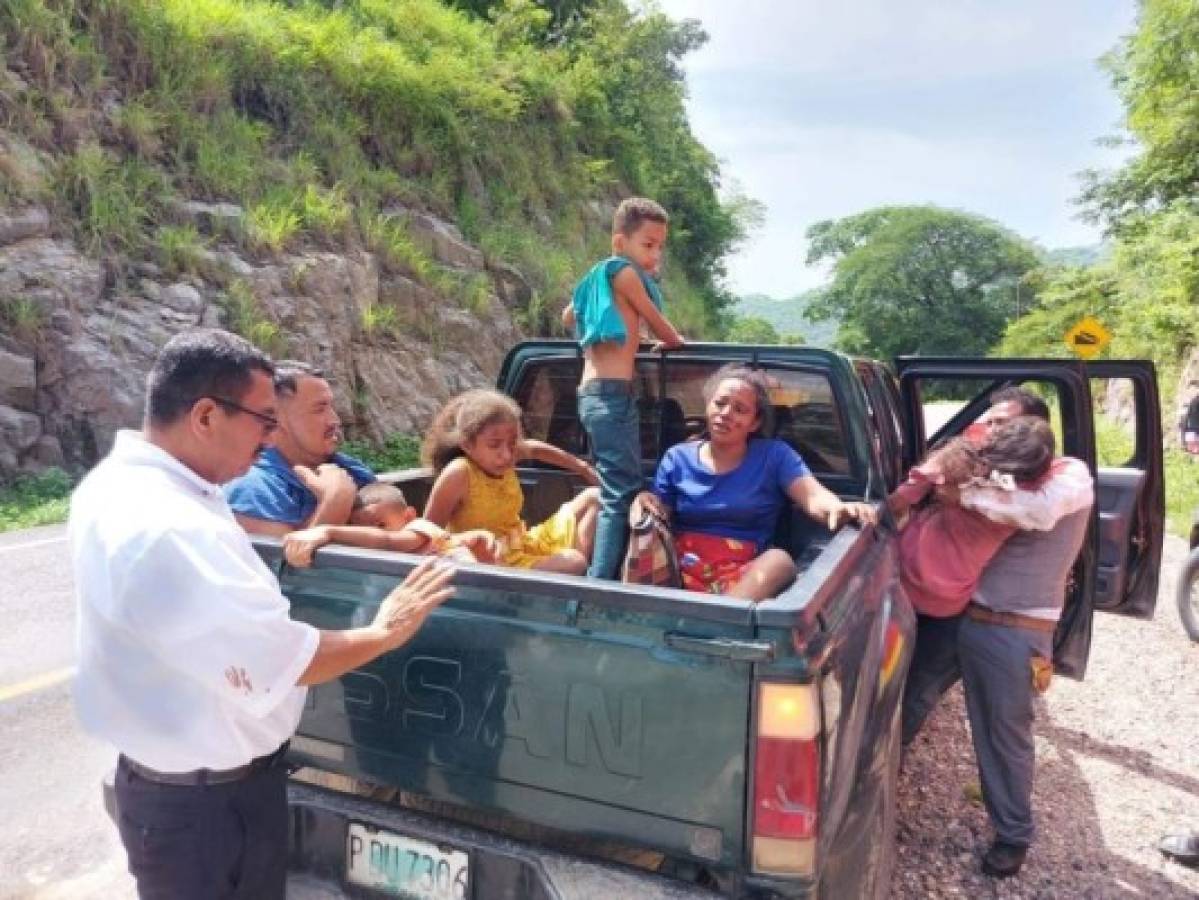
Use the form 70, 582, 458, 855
0, 525, 135, 899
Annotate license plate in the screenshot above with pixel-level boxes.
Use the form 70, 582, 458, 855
346, 822, 470, 899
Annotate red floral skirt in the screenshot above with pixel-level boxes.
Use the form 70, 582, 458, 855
675, 531, 758, 595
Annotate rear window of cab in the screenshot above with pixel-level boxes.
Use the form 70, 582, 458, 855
512, 358, 850, 477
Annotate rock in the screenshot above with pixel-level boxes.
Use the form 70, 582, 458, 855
168, 199, 244, 234
2, 68, 29, 93
0, 349, 36, 409
139, 279, 163, 302
160, 282, 204, 314
196, 247, 254, 283
0, 133, 47, 197
30, 434, 64, 468
1172, 346, 1199, 445
0, 206, 51, 246
383, 206, 485, 271
0, 404, 41, 453
0, 209, 527, 474
487, 260, 533, 309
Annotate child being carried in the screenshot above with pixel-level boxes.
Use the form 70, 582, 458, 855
888, 416, 1090, 618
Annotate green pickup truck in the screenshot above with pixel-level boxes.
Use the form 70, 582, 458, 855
268, 342, 1164, 899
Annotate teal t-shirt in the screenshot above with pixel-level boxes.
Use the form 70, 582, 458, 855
571, 256, 664, 348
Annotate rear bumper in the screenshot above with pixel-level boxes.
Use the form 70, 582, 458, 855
287, 781, 718, 900
108, 769, 814, 898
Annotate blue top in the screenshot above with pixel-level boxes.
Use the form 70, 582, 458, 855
651, 439, 812, 550
224, 447, 376, 526
571, 255, 664, 348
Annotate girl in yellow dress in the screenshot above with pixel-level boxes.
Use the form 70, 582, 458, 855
421, 390, 601, 574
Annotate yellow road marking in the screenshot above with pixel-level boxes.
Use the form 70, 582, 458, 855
0, 666, 75, 702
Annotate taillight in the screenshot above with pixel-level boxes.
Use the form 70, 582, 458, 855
751, 682, 821, 876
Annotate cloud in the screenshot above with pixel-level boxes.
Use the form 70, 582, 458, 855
654, 0, 1138, 297
662, 0, 1131, 82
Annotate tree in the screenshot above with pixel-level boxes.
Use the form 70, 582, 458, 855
804, 206, 1039, 360
1079, 0, 1199, 233
726, 316, 781, 344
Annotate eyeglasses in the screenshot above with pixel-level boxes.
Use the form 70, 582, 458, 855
210, 397, 279, 433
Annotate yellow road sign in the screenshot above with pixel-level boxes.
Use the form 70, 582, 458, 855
1064, 316, 1111, 360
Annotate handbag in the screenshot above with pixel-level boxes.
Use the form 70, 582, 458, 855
621, 508, 682, 589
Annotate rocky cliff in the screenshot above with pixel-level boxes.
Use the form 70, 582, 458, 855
0, 181, 529, 477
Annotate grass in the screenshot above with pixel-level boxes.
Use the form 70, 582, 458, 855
1165, 449, 1199, 539
53, 142, 168, 254
360, 302, 400, 340
340, 433, 422, 472
0, 296, 46, 342
0, 469, 73, 533
244, 192, 302, 254
155, 223, 206, 276
219, 279, 285, 356
1, 0, 741, 345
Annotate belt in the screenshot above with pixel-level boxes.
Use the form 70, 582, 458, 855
119, 741, 290, 786
965, 602, 1057, 634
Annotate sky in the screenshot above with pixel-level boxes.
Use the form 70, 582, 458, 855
655, 0, 1139, 298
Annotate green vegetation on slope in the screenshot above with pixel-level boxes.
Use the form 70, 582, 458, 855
0, 0, 748, 336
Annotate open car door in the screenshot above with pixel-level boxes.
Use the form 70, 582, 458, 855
893, 357, 1164, 680
1084, 361, 1165, 618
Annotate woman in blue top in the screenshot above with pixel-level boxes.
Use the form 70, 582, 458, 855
633, 365, 876, 600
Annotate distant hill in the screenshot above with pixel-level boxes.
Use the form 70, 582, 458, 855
734, 290, 839, 348
1041, 244, 1109, 269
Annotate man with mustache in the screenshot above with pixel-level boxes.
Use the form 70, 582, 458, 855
226, 362, 375, 536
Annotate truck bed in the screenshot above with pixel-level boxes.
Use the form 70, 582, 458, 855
269, 468, 855, 887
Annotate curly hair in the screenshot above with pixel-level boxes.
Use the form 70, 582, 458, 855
421, 389, 523, 474
702, 364, 775, 438
979, 415, 1055, 483
925, 437, 986, 485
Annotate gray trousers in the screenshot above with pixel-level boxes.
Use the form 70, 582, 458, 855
900, 612, 1053, 847
959, 617, 1053, 847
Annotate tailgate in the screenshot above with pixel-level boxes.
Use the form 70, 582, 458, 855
273, 545, 759, 871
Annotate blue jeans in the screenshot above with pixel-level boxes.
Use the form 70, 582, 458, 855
578, 380, 643, 579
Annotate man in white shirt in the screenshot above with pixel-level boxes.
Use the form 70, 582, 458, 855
70, 329, 454, 899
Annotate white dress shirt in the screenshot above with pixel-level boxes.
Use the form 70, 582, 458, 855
70, 430, 320, 772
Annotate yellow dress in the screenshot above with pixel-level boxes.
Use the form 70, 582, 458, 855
448, 459, 577, 568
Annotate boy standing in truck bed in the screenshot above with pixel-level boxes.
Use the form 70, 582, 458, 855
562, 197, 686, 579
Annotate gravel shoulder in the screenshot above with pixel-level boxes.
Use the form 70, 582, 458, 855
892, 535, 1199, 898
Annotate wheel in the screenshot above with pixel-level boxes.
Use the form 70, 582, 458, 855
1178, 547, 1199, 642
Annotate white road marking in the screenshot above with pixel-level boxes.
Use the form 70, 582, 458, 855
0, 666, 75, 702
0, 536, 67, 554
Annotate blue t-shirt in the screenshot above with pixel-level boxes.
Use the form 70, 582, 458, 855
651, 438, 811, 550
224, 447, 376, 526
571, 255, 664, 348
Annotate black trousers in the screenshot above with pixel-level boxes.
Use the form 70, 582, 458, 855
114, 754, 288, 900
900, 612, 963, 746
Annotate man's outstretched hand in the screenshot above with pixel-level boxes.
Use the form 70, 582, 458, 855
370, 559, 456, 651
